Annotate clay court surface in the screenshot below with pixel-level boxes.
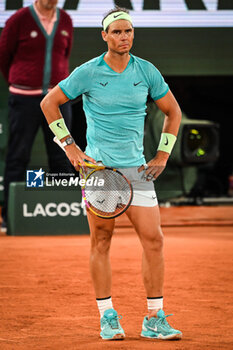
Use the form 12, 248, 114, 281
0, 206, 233, 350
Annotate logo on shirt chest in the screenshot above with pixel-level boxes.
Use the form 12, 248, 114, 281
99, 82, 108, 87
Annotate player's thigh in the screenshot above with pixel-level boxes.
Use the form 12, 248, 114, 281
87, 211, 115, 243
126, 205, 163, 242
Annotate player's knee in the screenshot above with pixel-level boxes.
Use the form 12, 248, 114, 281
96, 236, 112, 255
95, 234, 112, 254
143, 228, 164, 252
154, 233, 164, 252
150, 236, 163, 253
91, 225, 113, 254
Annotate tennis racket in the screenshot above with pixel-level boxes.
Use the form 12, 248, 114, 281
53, 136, 133, 219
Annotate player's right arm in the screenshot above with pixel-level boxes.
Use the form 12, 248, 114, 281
40, 85, 96, 168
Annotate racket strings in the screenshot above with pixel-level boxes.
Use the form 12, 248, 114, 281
84, 169, 132, 217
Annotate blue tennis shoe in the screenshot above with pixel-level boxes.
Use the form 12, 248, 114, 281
141, 309, 182, 340
100, 309, 125, 340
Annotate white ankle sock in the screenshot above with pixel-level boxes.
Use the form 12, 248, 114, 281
147, 297, 163, 312
96, 296, 113, 318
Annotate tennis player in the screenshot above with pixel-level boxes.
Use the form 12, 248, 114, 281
41, 6, 182, 341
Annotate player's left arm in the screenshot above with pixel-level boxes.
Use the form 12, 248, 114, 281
139, 90, 182, 179
155, 89, 182, 138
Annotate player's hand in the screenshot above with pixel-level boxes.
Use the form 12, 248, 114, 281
138, 151, 169, 181
64, 143, 96, 169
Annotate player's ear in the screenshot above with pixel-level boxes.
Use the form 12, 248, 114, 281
102, 30, 108, 42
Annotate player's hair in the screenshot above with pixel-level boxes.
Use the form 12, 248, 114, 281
102, 6, 130, 32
